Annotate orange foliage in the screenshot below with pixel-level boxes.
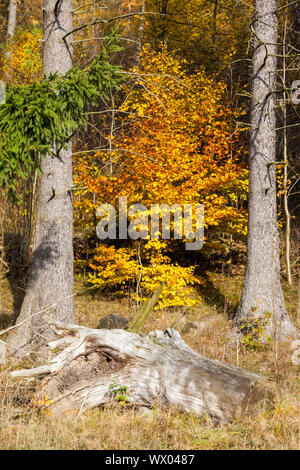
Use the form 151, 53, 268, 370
74, 46, 247, 308
1, 27, 42, 84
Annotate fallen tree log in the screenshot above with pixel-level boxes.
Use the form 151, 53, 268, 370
10, 322, 277, 423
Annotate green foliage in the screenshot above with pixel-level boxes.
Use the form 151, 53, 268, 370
241, 311, 272, 349
0, 32, 124, 200
108, 381, 129, 405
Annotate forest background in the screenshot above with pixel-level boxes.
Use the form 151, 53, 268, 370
0, 0, 299, 450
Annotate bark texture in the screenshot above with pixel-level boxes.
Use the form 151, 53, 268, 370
6, 0, 17, 39
2, 0, 74, 361
3, 0, 17, 82
235, 0, 297, 339
11, 323, 277, 424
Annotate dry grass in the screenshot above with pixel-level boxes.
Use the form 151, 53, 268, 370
0, 272, 299, 450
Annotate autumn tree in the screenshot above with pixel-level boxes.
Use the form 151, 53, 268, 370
74, 47, 248, 309
1, 27, 42, 84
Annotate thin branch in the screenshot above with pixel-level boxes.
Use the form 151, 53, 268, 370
73, 147, 163, 166
277, 1, 300, 12
63, 12, 167, 41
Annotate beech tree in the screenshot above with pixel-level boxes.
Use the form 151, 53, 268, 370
234, 0, 297, 339
3, 0, 17, 81
6, 0, 17, 40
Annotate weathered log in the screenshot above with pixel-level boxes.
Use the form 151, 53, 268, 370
10, 322, 276, 423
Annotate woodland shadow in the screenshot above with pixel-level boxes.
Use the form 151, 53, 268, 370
2, 223, 62, 323
0, 313, 15, 330
2, 232, 30, 321
195, 270, 241, 320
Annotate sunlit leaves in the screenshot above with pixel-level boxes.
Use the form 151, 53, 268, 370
74, 47, 247, 309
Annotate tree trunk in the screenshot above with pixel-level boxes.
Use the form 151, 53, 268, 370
136, 0, 145, 63
10, 323, 277, 424
2, 0, 74, 361
159, 0, 168, 46
212, 0, 218, 45
3, 0, 17, 82
6, 0, 17, 40
282, 18, 292, 286
234, 0, 297, 339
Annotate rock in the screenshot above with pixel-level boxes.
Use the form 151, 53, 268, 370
97, 314, 129, 330
182, 321, 198, 334
182, 315, 220, 334
169, 316, 186, 330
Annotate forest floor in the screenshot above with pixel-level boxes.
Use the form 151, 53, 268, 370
0, 270, 299, 450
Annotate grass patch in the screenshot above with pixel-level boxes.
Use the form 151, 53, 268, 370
0, 271, 299, 450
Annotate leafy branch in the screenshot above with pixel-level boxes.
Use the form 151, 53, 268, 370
0, 31, 124, 200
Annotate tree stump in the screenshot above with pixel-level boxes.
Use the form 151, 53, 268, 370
11, 322, 277, 423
